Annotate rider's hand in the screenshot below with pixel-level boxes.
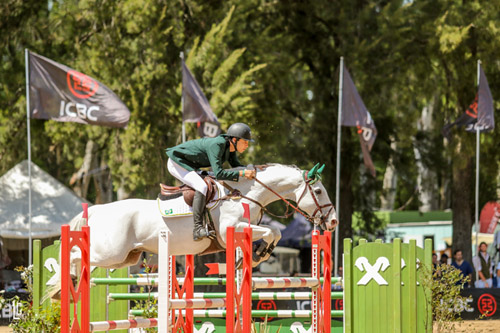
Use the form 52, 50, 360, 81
243, 169, 256, 179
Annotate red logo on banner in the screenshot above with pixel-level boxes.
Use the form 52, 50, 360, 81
335, 299, 343, 310
478, 294, 497, 317
257, 300, 276, 321
67, 70, 99, 99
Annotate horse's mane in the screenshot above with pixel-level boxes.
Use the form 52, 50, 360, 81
227, 163, 302, 172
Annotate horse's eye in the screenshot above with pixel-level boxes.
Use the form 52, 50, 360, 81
314, 188, 322, 195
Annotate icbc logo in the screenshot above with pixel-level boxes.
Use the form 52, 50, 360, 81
67, 70, 99, 99
256, 300, 276, 321
335, 299, 343, 310
478, 294, 497, 317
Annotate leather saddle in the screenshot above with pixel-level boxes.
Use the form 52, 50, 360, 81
159, 176, 218, 207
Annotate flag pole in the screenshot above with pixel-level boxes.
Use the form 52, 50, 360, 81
180, 52, 186, 143
474, 60, 481, 280
334, 57, 344, 277
25, 49, 33, 266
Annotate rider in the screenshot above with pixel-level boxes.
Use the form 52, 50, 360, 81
166, 123, 256, 241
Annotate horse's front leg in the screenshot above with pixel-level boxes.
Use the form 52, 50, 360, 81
234, 223, 281, 267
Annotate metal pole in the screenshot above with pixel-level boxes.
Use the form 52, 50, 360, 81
334, 57, 344, 277
474, 60, 480, 281
180, 52, 186, 143
25, 49, 33, 266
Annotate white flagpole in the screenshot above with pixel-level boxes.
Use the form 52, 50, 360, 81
25, 49, 33, 266
334, 57, 344, 277
180, 52, 186, 143
474, 60, 480, 280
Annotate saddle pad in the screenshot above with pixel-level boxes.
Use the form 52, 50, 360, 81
157, 182, 225, 218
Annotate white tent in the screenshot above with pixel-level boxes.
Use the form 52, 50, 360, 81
0, 160, 86, 239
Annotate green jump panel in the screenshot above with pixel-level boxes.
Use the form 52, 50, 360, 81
344, 238, 432, 333
108, 268, 129, 333
33, 240, 61, 313
193, 318, 343, 333
90, 268, 107, 322
32, 239, 129, 331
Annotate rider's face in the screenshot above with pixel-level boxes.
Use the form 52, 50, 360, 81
235, 139, 249, 153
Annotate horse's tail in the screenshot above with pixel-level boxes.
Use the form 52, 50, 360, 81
45, 211, 87, 301
69, 210, 88, 231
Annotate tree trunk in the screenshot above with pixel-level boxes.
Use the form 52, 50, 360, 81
451, 148, 474, 265
117, 181, 130, 200
380, 138, 398, 211
70, 140, 96, 199
497, 167, 500, 200
414, 145, 439, 212
336, 164, 354, 270
414, 103, 439, 212
93, 160, 113, 204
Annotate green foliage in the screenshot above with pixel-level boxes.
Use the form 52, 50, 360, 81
0, 1, 267, 200
0, 1, 499, 251
420, 263, 472, 332
251, 315, 281, 333
184, 6, 267, 134
0, 266, 61, 332
130, 258, 157, 333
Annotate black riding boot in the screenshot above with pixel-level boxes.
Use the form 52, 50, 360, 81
193, 191, 209, 241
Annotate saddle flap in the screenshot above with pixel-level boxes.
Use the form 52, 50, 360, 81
159, 177, 218, 207
160, 183, 187, 195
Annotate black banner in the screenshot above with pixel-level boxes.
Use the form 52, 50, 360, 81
460, 288, 500, 320
442, 65, 495, 138
29, 51, 130, 128
341, 64, 377, 176
0, 292, 29, 325
182, 60, 221, 137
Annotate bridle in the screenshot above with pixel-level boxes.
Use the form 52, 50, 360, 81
222, 168, 334, 229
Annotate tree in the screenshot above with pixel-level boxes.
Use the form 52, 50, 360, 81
1, 1, 266, 203
0, 0, 51, 174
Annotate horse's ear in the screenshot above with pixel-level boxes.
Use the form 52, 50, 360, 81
308, 163, 320, 178
317, 164, 325, 175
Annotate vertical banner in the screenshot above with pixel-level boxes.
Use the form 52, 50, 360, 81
442, 64, 495, 137
341, 64, 377, 177
181, 59, 221, 137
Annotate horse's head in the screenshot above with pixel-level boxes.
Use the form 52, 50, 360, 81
295, 164, 338, 232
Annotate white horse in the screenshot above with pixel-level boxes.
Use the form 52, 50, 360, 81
64, 164, 337, 276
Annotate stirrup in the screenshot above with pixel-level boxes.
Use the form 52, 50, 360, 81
193, 229, 210, 241
207, 230, 216, 240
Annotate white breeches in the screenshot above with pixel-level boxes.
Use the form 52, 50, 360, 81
167, 158, 208, 196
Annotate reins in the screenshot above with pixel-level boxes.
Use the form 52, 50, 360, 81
252, 177, 313, 223
213, 167, 333, 228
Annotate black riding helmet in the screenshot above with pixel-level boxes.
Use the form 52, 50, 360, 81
227, 123, 254, 142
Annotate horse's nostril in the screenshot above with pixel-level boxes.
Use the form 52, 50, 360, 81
331, 219, 338, 228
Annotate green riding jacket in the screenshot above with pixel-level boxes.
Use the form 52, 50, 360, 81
166, 135, 243, 181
